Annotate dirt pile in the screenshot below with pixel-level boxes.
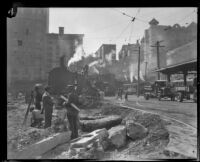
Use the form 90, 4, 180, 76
99, 103, 171, 159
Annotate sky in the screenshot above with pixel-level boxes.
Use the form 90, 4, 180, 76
49, 7, 197, 55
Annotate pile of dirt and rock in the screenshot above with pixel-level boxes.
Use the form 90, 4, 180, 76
42, 102, 172, 160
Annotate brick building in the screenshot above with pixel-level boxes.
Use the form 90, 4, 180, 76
95, 44, 116, 64
141, 18, 197, 81
7, 8, 49, 89
45, 27, 84, 73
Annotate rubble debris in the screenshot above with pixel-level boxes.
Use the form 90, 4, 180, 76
10, 131, 71, 159
70, 128, 108, 149
126, 121, 148, 140
52, 118, 68, 133
62, 128, 108, 159
80, 115, 122, 132
108, 125, 127, 148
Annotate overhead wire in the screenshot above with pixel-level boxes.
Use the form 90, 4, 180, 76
128, 8, 141, 43
111, 21, 132, 42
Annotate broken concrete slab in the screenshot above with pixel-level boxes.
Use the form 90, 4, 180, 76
108, 125, 126, 148
80, 115, 122, 132
126, 121, 148, 140
70, 128, 108, 149
8, 131, 71, 159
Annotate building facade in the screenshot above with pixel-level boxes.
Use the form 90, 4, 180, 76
95, 44, 116, 64
45, 27, 84, 73
7, 8, 49, 88
141, 18, 197, 81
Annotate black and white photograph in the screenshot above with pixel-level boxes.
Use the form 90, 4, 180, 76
6, 5, 198, 160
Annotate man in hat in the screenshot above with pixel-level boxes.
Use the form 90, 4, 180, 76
63, 83, 80, 139
42, 86, 54, 128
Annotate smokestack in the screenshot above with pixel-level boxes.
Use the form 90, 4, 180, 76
59, 27, 64, 35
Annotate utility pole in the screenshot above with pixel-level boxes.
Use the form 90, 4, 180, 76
151, 40, 165, 80
134, 41, 140, 97
145, 61, 148, 81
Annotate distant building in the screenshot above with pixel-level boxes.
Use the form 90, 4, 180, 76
7, 8, 49, 88
141, 18, 197, 81
45, 27, 84, 72
118, 42, 144, 63
95, 44, 116, 64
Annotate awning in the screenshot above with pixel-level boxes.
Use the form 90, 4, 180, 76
152, 59, 197, 74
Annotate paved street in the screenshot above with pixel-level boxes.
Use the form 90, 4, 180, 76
105, 95, 197, 128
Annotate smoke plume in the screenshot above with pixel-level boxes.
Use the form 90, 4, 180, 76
68, 44, 86, 67
129, 64, 135, 82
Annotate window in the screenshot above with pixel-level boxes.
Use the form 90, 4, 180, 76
17, 40, 23, 46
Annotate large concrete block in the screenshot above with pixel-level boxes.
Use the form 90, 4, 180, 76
70, 128, 108, 149
108, 125, 126, 148
9, 131, 71, 159
126, 121, 148, 140
80, 115, 122, 132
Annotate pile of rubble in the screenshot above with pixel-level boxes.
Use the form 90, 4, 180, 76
54, 103, 171, 160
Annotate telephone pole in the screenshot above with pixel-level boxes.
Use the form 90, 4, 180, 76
134, 41, 140, 97
145, 61, 148, 81
151, 40, 165, 80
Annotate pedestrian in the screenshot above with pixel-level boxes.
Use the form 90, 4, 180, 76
42, 86, 54, 129
125, 91, 128, 101
34, 84, 43, 110
116, 88, 120, 100
63, 84, 80, 140
120, 88, 123, 100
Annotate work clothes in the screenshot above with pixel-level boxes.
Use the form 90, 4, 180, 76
42, 91, 54, 128
34, 91, 42, 110
125, 92, 128, 101
30, 109, 44, 127
65, 91, 80, 139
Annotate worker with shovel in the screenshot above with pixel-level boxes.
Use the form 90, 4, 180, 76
61, 84, 80, 140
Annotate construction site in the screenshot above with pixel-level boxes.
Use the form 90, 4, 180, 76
6, 7, 198, 160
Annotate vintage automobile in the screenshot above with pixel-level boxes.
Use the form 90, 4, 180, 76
123, 83, 137, 95
143, 80, 174, 100
172, 77, 197, 102
143, 82, 156, 100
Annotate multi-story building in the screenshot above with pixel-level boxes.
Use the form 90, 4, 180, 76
141, 18, 197, 81
7, 8, 49, 88
117, 41, 145, 82
95, 44, 116, 64
45, 27, 84, 73
7, 8, 84, 91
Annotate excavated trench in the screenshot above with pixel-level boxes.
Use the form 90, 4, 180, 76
7, 101, 195, 160
40, 103, 193, 160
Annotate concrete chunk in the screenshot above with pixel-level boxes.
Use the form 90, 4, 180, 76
80, 115, 122, 132
108, 125, 126, 148
70, 128, 108, 149
126, 121, 148, 140
9, 131, 71, 159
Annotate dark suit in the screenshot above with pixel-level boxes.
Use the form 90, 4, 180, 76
65, 91, 79, 139
42, 92, 54, 128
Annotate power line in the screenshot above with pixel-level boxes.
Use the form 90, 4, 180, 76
128, 8, 140, 43
112, 21, 132, 42
176, 10, 196, 24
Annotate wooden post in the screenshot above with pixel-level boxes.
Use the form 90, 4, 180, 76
137, 45, 140, 97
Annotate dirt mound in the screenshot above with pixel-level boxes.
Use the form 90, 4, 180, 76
99, 103, 170, 158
